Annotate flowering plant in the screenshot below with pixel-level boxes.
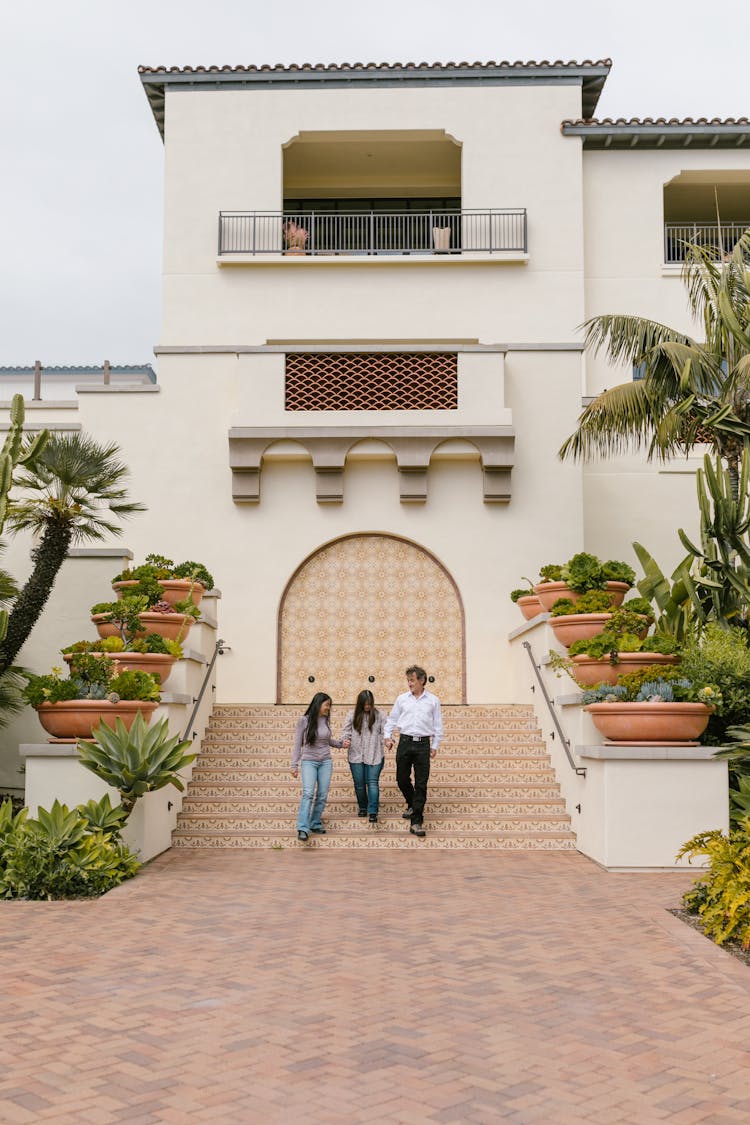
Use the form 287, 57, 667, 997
282, 220, 309, 250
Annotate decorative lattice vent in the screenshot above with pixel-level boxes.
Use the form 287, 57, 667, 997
285, 353, 458, 410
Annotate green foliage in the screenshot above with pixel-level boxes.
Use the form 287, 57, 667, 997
678, 820, 750, 949
510, 588, 529, 603
24, 661, 160, 706
538, 564, 563, 582
128, 634, 182, 657
173, 598, 200, 619
91, 596, 149, 645
172, 560, 214, 590
77, 713, 196, 816
0, 798, 139, 900
679, 624, 750, 743
633, 541, 696, 643
581, 664, 720, 706
602, 559, 637, 586
562, 552, 605, 593
550, 590, 615, 616
76, 794, 129, 839
109, 669, 161, 702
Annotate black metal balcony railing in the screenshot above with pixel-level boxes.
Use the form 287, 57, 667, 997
664, 220, 749, 263
218, 209, 527, 256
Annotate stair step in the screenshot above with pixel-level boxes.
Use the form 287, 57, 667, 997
180, 797, 567, 814
172, 830, 578, 851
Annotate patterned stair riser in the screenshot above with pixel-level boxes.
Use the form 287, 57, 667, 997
174, 706, 576, 851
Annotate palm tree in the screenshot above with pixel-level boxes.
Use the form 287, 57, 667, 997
559, 229, 750, 496
0, 433, 145, 675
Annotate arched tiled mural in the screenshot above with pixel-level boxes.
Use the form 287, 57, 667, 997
278, 534, 465, 704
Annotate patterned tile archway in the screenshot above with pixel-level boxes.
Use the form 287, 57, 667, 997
278, 534, 465, 705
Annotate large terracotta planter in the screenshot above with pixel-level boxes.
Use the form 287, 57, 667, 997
112, 578, 205, 607
533, 581, 630, 612
549, 613, 614, 648
517, 595, 544, 621
35, 700, 159, 740
585, 701, 711, 744
64, 651, 177, 688
571, 652, 680, 687
93, 612, 194, 643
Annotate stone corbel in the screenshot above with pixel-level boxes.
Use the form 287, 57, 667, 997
475, 437, 515, 504
390, 439, 436, 504
229, 438, 267, 503
309, 441, 351, 504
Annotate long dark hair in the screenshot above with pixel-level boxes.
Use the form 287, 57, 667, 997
303, 692, 332, 746
353, 689, 378, 734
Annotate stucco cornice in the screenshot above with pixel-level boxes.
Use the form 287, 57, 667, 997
562, 118, 750, 149
139, 59, 611, 138
228, 425, 514, 505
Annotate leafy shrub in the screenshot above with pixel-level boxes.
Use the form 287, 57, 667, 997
173, 560, 214, 590
24, 674, 80, 706
679, 624, 750, 744
538, 564, 563, 582
0, 798, 139, 900
678, 821, 750, 949
550, 590, 615, 617
562, 552, 605, 593
582, 665, 720, 706
602, 560, 637, 586
621, 596, 653, 618
113, 555, 214, 591
109, 670, 161, 702
129, 633, 182, 657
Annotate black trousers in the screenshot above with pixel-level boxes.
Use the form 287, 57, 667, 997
396, 736, 431, 824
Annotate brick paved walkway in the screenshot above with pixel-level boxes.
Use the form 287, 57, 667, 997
2, 850, 750, 1123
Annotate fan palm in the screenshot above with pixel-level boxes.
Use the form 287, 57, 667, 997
559, 229, 750, 497
0, 433, 145, 674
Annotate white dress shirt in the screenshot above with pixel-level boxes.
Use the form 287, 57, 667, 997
384, 688, 443, 750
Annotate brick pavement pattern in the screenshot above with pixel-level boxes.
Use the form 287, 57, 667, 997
3, 851, 750, 1123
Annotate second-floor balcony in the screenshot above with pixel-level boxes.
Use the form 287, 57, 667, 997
664, 220, 749, 263
218, 209, 528, 257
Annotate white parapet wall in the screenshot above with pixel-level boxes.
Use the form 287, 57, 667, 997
19, 590, 223, 864
508, 614, 729, 871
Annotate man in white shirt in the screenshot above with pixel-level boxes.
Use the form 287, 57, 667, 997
384, 665, 443, 838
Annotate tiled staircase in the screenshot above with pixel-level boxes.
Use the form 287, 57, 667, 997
173, 705, 577, 850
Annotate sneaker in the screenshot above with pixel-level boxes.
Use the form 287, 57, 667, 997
409, 824, 426, 838
402, 808, 414, 819
310, 826, 326, 834
357, 810, 368, 818
297, 830, 309, 841
368, 814, 378, 823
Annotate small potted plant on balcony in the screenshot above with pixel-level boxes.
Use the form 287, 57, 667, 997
582, 665, 721, 745
282, 220, 309, 255
24, 656, 161, 741
533, 553, 636, 612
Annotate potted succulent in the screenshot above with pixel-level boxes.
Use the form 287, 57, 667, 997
24, 656, 160, 740
533, 552, 636, 612
92, 592, 200, 645
582, 665, 721, 745
112, 553, 213, 608
61, 633, 183, 690
510, 582, 543, 621
566, 616, 680, 686
548, 592, 653, 649
282, 219, 309, 255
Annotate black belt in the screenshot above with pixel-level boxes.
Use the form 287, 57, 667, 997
400, 734, 430, 744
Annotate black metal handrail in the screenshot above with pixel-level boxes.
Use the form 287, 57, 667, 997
522, 640, 586, 777
181, 638, 227, 742
219, 208, 527, 256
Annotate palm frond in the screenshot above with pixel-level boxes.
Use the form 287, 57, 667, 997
559, 380, 662, 461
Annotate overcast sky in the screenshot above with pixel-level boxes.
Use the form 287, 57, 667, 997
0, 0, 745, 368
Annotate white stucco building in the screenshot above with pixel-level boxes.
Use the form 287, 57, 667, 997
2, 59, 747, 863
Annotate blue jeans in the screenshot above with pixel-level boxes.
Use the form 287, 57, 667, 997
349, 760, 384, 815
297, 758, 333, 831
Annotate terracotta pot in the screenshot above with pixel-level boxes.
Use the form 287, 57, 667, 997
517, 594, 544, 621
112, 578, 205, 607
93, 612, 194, 643
533, 581, 630, 612
284, 247, 306, 255
549, 613, 614, 648
35, 700, 159, 740
571, 652, 680, 687
91, 614, 121, 639
64, 651, 177, 688
136, 612, 194, 643
585, 702, 711, 744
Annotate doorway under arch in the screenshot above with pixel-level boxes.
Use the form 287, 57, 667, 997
278, 533, 466, 705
